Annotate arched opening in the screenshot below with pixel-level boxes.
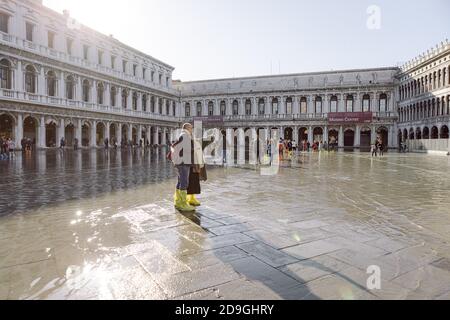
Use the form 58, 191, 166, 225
97, 82, 104, 105
328, 129, 338, 149
121, 124, 128, 146
423, 127, 430, 139
409, 128, 415, 140
25, 65, 37, 93
0, 59, 12, 89
360, 127, 371, 149
379, 94, 387, 113
232, 100, 238, 116
221, 130, 226, 162
196, 101, 202, 116
23, 116, 37, 144
0, 114, 14, 139
416, 128, 422, 140
344, 129, 355, 148
397, 130, 402, 146
96, 122, 105, 146
110, 86, 117, 107
244, 128, 250, 163
65, 123, 75, 147
82, 79, 90, 102
440, 125, 449, 139
403, 129, 408, 141
47, 71, 57, 97
377, 127, 389, 147
45, 121, 57, 147
362, 94, 370, 112
132, 92, 138, 111
313, 127, 323, 144
299, 127, 308, 143
284, 127, 293, 141
66, 75, 75, 100
431, 126, 439, 139
315, 97, 322, 114
110, 124, 117, 144
330, 96, 338, 113
81, 123, 90, 147
132, 127, 138, 145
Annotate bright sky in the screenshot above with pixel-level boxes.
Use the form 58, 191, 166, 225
43, 0, 449, 81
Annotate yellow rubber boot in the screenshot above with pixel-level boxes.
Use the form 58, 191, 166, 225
187, 194, 201, 206
173, 189, 181, 207
175, 190, 195, 211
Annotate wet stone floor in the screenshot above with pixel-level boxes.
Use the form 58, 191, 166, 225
1, 149, 450, 300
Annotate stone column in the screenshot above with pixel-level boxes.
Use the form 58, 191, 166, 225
90, 120, 97, 147
15, 113, 23, 148
279, 126, 284, 139
76, 77, 82, 101
354, 125, 361, 148
76, 119, 82, 145
338, 93, 345, 112
92, 80, 97, 105
355, 93, 361, 112
324, 126, 329, 143
372, 92, 378, 113
338, 126, 344, 148
127, 90, 133, 110
59, 71, 65, 99
251, 97, 257, 116
307, 95, 314, 114
127, 124, 132, 143
226, 128, 234, 164
323, 95, 329, 114
116, 87, 122, 108
293, 96, 300, 115
106, 122, 111, 142
161, 128, 167, 145
279, 96, 285, 115
57, 118, 64, 145
154, 126, 159, 145
293, 126, 299, 143
237, 128, 245, 165
146, 125, 151, 144
38, 67, 45, 96
15, 61, 23, 92
137, 93, 142, 111
249, 127, 257, 165
38, 116, 46, 148
371, 125, 377, 143
265, 97, 271, 115
308, 126, 313, 145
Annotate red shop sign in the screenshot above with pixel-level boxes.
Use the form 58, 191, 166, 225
328, 112, 373, 124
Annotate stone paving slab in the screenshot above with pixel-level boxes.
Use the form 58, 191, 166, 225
236, 241, 299, 268
282, 239, 345, 260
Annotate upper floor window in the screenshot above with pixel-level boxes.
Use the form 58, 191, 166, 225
379, 94, 387, 113
66, 75, 75, 100
82, 79, 90, 102
300, 97, 307, 114
150, 96, 155, 113
346, 95, 354, 112
258, 98, 265, 115
132, 92, 138, 110
185, 103, 190, 117
315, 96, 322, 114
158, 97, 163, 113
66, 38, 73, 55
286, 98, 292, 114
111, 55, 116, 69
166, 100, 170, 114
0, 59, 12, 89
47, 31, 55, 49
151, 71, 155, 82
196, 102, 202, 116
25, 22, 34, 42
166, 77, 169, 87
245, 99, 251, 115
25, 65, 37, 93
142, 68, 147, 80
83, 45, 89, 60
122, 60, 127, 73
208, 101, 214, 116
97, 82, 104, 105
0, 12, 9, 34
110, 86, 117, 107
159, 74, 162, 85
362, 94, 370, 112
330, 96, 338, 113
98, 50, 104, 65
142, 94, 147, 111
122, 89, 128, 108
47, 71, 57, 97
220, 101, 226, 115
133, 64, 137, 77
272, 98, 279, 115
232, 100, 238, 115
172, 101, 176, 116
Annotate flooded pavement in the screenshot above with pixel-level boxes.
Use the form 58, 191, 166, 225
1, 150, 450, 300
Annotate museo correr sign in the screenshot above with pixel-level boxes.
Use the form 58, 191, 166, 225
328, 112, 373, 124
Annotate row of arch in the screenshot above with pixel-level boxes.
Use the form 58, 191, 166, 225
0, 58, 176, 115
399, 66, 450, 101
400, 125, 449, 141
184, 94, 389, 117
399, 95, 450, 122
0, 113, 170, 148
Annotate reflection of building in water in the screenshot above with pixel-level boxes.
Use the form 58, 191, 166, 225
0, 1, 449, 156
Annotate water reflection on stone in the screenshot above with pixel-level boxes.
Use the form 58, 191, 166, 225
1, 151, 450, 300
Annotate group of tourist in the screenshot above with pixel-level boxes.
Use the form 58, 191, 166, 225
371, 137, 385, 157
0, 136, 15, 160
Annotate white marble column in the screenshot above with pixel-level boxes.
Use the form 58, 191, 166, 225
293, 96, 300, 115
251, 97, 257, 116
38, 67, 45, 96
154, 126, 159, 145
137, 93, 142, 111
308, 125, 313, 144
106, 122, 111, 142
57, 118, 64, 145
38, 116, 46, 148
293, 126, 299, 143
237, 128, 245, 165
127, 124, 132, 143
15, 113, 23, 148
338, 126, 344, 148
90, 120, 97, 147
226, 128, 234, 164
161, 128, 167, 145
355, 125, 361, 147
15, 61, 23, 92
127, 90, 133, 110
324, 126, 329, 143
76, 119, 82, 145
117, 123, 122, 145
146, 125, 151, 144
279, 96, 285, 115
265, 97, 271, 115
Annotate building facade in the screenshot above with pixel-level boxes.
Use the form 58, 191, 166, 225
0, 0, 449, 155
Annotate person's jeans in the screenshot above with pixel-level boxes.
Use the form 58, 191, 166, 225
176, 165, 191, 190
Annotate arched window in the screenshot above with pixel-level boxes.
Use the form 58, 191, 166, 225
142, 94, 147, 112
258, 98, 265, 115
315, 96, 322, 114
330, 95, 338, 113
362, 94, 370, 112
172, 101, 176, 116
110, 86, 116, 106
196, 101, 202, 116
132, 92, 138, 110
150, 96, 155, 113
97, 82, 104, 105
379, 93, 387, 113
0, 12, 10, 34
25, 65, 36, 93
346, 95, 353, 112
0, 59, 12, 89
46, 71, 57, 97
208, 101, 214, 116
220, 101, 226, 115
66, 75, 75, 100
286, 97, 293, 114
185, 102, 190, 117
82, 79, 90, 102
272, 98, 279, 115
300, 97, 307, 114
232, 100, 238, 115
158, 97, 163, 113
245, 99, 251, 115
122, 89, 128, 108
166, 99, 170, 114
